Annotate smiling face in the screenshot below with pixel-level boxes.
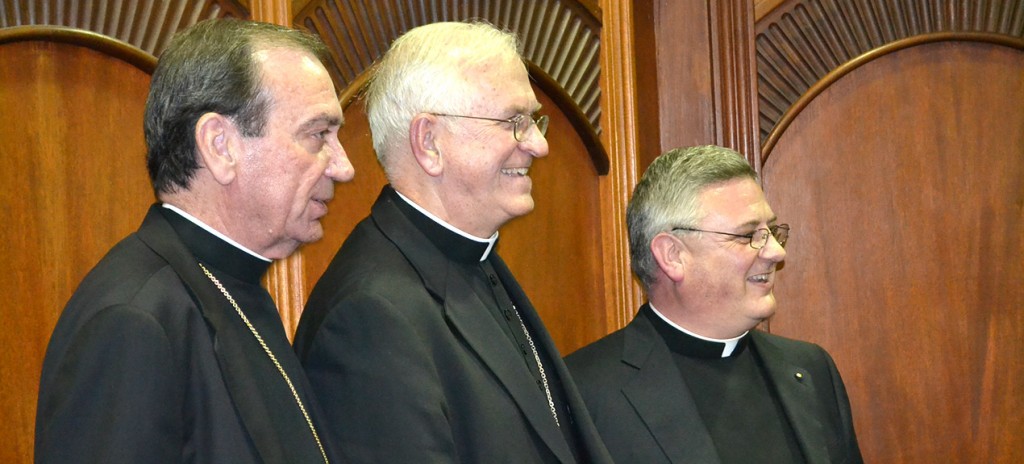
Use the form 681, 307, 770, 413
234, 47, 354, 258
433, 56, 549, 237
679, 177, 787, 337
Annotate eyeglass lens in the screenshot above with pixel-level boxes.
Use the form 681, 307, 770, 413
514, 115, 549, 141
753, 225, 789, 249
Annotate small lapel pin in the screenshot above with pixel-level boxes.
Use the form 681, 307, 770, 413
794, 372, 804, 381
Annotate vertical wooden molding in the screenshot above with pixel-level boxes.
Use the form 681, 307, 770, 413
709, 0, 761, 171
249, 0, 291, 25
266, 252, 305, 342
599, 0, 644, 331
250, 0, 305, 340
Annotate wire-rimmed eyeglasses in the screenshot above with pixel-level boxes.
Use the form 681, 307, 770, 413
430, 113, 549, 142
671, 224, 790, 250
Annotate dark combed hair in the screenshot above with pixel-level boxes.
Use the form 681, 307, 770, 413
144, 18, 331, 194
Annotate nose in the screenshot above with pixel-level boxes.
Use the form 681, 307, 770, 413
759, 233, 787, 263
326, 143, 355, 182
519, 125, 549, 159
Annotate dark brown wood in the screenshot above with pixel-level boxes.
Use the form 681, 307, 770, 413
0, 35, 154, 463
642, 0, 760, 169
762, 40, 1024, 463
0, 0, 249, 55
755, 0, 1024, 147
629, 0, 662, 173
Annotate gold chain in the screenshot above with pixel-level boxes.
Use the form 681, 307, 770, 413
513, 305, 560, 427
198, 263, 329, 464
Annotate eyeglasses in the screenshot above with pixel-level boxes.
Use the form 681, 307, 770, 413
430, 112, 549, 142
671, 224, 790, 250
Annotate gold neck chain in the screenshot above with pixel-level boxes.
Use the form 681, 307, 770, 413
512, 304, 560, 427
198, 263, 329, 464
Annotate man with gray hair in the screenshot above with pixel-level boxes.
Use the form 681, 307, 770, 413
294, 21, 611, 463
565, 145, 862, 463
36, 19, 353, 463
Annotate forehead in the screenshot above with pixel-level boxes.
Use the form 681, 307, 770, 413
251, 46, 339, 122
698, 178, 774, 226
461, 56, 537, 112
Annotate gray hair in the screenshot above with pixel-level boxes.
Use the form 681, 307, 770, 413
627, 145, 758, 289
365, 21, 522, 171
145, 18, 331, 194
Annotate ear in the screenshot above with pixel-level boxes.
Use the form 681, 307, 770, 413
195, 112, 240, 186
408, 113, 444, 177
651, 232, 688, 283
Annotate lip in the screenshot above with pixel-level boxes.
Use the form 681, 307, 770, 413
310, 198, 330, 217
747, 271, 774, 285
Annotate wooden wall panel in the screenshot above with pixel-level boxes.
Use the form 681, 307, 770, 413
0, 38, 153, 464
762, 40, 1024, 463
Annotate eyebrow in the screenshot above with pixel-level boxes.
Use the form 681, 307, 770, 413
297, 114, 343, 132
736, 216, 778, 230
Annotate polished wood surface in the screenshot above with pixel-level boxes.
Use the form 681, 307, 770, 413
763, 40, 1024, 463
0, 37, 153, 463
634, 0, 761, 170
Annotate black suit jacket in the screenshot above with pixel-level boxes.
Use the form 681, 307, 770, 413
294, 187, 611, 463
36, 206, 333, 463
565, 304, 862, 464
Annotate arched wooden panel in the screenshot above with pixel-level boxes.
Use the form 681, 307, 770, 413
762, 39, 1023, 463
0, 0, 248, 54
294, 0, 604, 139
756, 0, 1024, 147
0, 29, 155, 463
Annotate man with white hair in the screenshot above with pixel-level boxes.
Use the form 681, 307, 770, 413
294, 21, 611, 463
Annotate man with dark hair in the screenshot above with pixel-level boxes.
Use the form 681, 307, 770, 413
565, 145, 863, 463
293, 22, 612, 463
35, 18, 353, 463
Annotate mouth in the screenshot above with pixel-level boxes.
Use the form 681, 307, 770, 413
747, 271, 773, 285
311, 198, 330, 215
501, 167, 530, 177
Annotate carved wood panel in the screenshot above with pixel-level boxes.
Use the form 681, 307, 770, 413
0, 30, 154, 464
756, 4, 1024, 460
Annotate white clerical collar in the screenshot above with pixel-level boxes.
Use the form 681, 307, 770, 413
648, 303, 748, 358
394, 190, 498, 262
161, 203, 272, 263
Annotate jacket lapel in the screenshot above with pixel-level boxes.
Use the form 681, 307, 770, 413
620, 307, 721, 463
751, 332, 830, 464
135, 206, 312, 464
371, 194, 574, 463
490, 256, 595, 463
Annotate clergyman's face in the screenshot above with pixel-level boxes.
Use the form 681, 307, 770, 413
235, 47, 354, 258
680, 177, 787, 337
433, 56, 549, 237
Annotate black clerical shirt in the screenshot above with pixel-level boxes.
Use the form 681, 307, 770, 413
645, 306, 807, 464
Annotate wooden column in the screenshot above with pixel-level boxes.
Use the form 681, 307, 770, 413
598, 0, 645, 330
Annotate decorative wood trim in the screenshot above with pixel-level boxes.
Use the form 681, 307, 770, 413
598, 0, 643, 331
0, 0, 249, 56
761, 32, 1024, 160
0, 25, 156, 71
250, 0, 291, 24
709, 0, 761, 172
755, 0, 1024, 158
529, 61, 609, 174
266, 250, 306, 342
293, 0, 606, 172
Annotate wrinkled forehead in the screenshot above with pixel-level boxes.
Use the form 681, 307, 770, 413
697, 178, 775, 224
457, 55, 536, 112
